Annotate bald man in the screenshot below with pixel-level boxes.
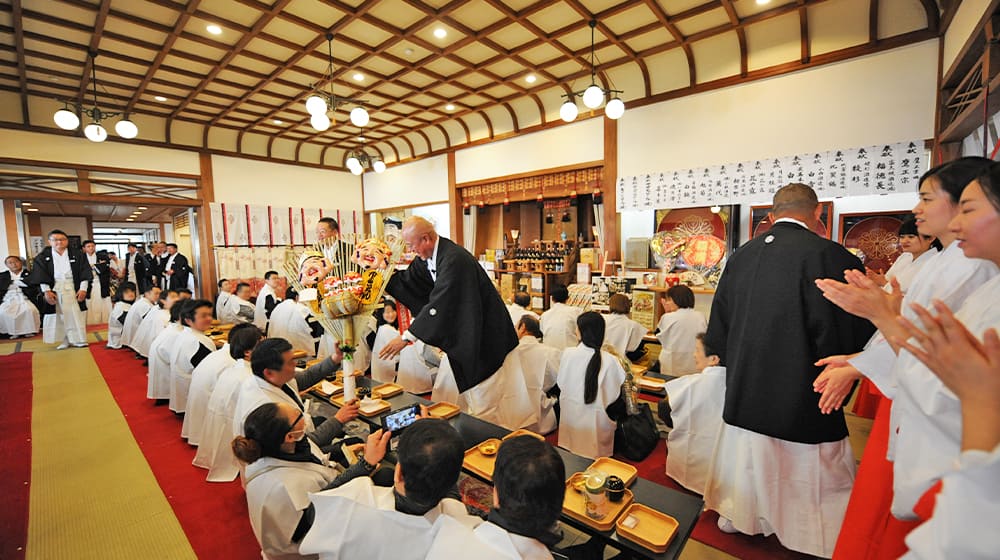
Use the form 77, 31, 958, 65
379, 217, 517, 393
702, 183, 875, 557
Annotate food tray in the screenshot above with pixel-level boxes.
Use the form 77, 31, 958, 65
329, 393, 356, 407
589, 457, 639, 487
427, 402, 460, 419
372, 382, 404, 398
358, 399, 391, 417
291, 349, 309, 360
562, 481, 634, 531
462, 438, 501, 481
615, 503, 679, 553
310, 380, 343, 397
502, 429, 544, 441
635, 375, 666, 391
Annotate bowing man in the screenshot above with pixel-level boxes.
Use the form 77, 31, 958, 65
227, 282, 256, 324
147, 302, 186, 401
193, 325, 264, 481
168, 299, 216, 413
82, 241, 112, 325
427, 436, 566, 560
380, 216, 518, 398
0, 255, 40, 338
106, 282, 136, 349
27, 229, 92, 349
539, 285, 582, 350
232, 338, 361, 451
122, 285, 160, 350
253, 270, 282, 331
300, 418, 482, 560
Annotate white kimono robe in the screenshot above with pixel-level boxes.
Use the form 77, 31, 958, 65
233, 375, 316, 438
427, 518, 553, 560
556, 344, 626, 458
370, 324, 400, 383
0, 272, 39, 336
253, 283, 278, 330
656, 308, 707, 376
300, 477, 481, 560
121, 297, 154, 349
105, 301, 131, 349
168, 326, 215, 413
539, 303, 581, 350
216, 291, 233, 322
902, 444, 1000, 560
396, 340, 439, 394
193, 359, 251, 481
883, 249, 935, 294
602, 313, 647, 355
227, 296, 256, 324
146, 323, 184, 400
506, 303, 538, 327
460, 348, 536, 432
664, 365, 726, 494
131, 306, 168, 358
85, 253, 110, 325
182, 345, 236, 444
506, 336, 560, 434
268, 300, 318, 358
244, 439, 338, 560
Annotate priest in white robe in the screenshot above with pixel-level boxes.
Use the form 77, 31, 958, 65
215, 278, 232, 320
146, 304, 185, 401
0, 256, 40, 338
505, 291, 538, 327
267, 288, 324, 358
226, 282, 256, 324
508, 316, 561, 434
121, 286, 160, 350
193, 353, 257, 481
253, 270, 282, 331
655, 285, 707, 376
300, 419, 482, 560
602, 293, 648, 362
539, 285, 581, 350
131, 290, 178, 358
168, 299, 216, 413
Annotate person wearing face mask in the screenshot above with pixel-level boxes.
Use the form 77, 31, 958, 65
234, 402, 392, 560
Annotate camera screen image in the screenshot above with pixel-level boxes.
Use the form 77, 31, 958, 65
385, 406, 419, 432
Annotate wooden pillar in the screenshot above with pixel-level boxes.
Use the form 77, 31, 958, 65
197, 152, 217, 299
3, 200, 20, 256
602, 116, 620, 260
447, 151, 462, 244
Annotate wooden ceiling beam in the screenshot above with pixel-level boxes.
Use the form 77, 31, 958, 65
642, 0, 695, 86
563, 0, 652, 95
800, 3, 810, 63
11, 0, 29, 123
719, 0, 747, 77
75, 0, 112, 106
917, 0, 941, 33
125, 0, 201, 114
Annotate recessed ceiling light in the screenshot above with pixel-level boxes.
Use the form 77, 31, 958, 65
50, 76, 59, 82
404, 48, 414, 56
353, 72, 364, 81
525, 74, 537, 84
155, 95, 167, 102
22, 202, 31, 206
433, 28, 447, 39
27, 208, 39, 212
273, 119, 283, 125
206, 24, 223, 35
137, 206, 147, 210
446, 104, 455, 111
126, 218, 135, 221
357, 136, 365, 141
756, 0, 770, 4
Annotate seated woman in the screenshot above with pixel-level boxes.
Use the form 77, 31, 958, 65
556, 311, 627, 458
370, 300, 400, 383
655, 285, 707, 376
106, 282, 136, 349
234, 402, 390, 560
602, 293, 648, 362
0, 255, 40, 339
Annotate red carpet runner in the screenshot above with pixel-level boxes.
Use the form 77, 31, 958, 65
89, 344, 260, 560
0, 353, 32, 560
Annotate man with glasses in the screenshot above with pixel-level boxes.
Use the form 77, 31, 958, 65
27, 230, 93, 349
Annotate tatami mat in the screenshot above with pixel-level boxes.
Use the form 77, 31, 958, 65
27, 344, 196, 560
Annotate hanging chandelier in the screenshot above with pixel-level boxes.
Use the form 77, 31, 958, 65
53, 51, 138, 142
344, 134, 385, 175
305, 33, 370, 132
559, 20, 624, 123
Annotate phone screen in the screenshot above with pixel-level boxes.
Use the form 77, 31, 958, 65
382, 404, 420, 435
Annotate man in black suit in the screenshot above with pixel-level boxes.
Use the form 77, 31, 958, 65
26, 229, 93, 349
82, 240, 112, 325
123, 243, 149, 292
163, 243, 192, 291
379, 216, 518, 394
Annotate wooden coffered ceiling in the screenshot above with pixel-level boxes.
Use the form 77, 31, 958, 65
0, 0, 943, 169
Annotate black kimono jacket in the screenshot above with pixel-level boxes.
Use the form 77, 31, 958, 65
86, 250, 112, 299
0, 269, 38, 306
167, 253, 191, 291
26, 247, 94, 313
705, 221, 875, 444
386, 236, 518, 393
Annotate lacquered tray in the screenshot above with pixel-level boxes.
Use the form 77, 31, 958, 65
502, 429, 544, 441
372, 382, 404, 398
462, 438, 501, 481
562, 481, 634, 531
615, 503, 678, 553
635, 375, 666, 391
589, 457, 639, 487
358, 399, 391, 417
309, 380, 343, 397
427, 402, 460, 419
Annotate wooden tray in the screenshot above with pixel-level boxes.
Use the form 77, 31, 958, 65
329, 394, 357, 407
427, 402, 460, 419
358, 399, 391, 417
372, 382, 404, 398
462, 438, 501, 481
291, 349, 309, 360
562, 481, 634, 531
589, 457, 639, 487
309, 380, 343, 397
635, 375, 666, 391
503, 428, 544, 441
615, 503, 679, 553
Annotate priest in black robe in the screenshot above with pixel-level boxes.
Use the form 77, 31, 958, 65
701, 184, 875, 557
26, 229, 93, 348
380, 216, 517, 393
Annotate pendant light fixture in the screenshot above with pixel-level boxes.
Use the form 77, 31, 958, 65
53, 51, 138, 142
344, 133, 385, 175
305, 34, 370, 131
559, 20, 625, 123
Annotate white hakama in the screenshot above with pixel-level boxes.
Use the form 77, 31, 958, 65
131, 307, 168, 358
655, 308, 707, 376
268, 300, 318, 357
370, 324, 400, 383
300, 477, 480, 560
46, 278, 87, 345
663, 365, 726, 494
168, 327, 215, 413
121, 297, 153, 349
556, 344, 626, 458
146, 324, 183, 400
105, 301, 131, 349
460, 350, 536, 432
182, 345, 235, 444
602, 313, 646, 356
85, 276, 110, 325
704, 423, 855, 557
0, 276, 39, 337
192, 359, 251, 481
539, 302, 581, 350
506, 335, 560, 434
396, 341, 440, 394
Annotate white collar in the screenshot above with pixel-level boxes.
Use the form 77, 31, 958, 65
427, 237, 441, 265
773, 217, 810, 229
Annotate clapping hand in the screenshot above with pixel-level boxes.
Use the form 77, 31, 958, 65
813, 355, 863, 414
815, 269, 895, 324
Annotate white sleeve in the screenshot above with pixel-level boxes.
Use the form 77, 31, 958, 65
79, 280, 89, 291
848, 338, 898, 399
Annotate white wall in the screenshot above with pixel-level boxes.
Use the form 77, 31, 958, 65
943, 0, 993, 75
211, 154, 363, 211
0, 128, 199, 174
455, 117, 604, 184
619, 39, 938, 178
39, 216, 88, 239
363, 154, 448, 211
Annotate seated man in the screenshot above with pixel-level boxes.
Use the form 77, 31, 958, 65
226, 282, 256, 324
300, 419, 480, 560
506, 291, 538, 327
397, 340, 442, 394
510, 316, 561, 434
182, 324, 253, 445
215, 278, 232, 320
267, 287, 324, 358
122, 285, 160, 351
427, 435, 566, 559
658, 333, 727, 494
602, 293, 648, 362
